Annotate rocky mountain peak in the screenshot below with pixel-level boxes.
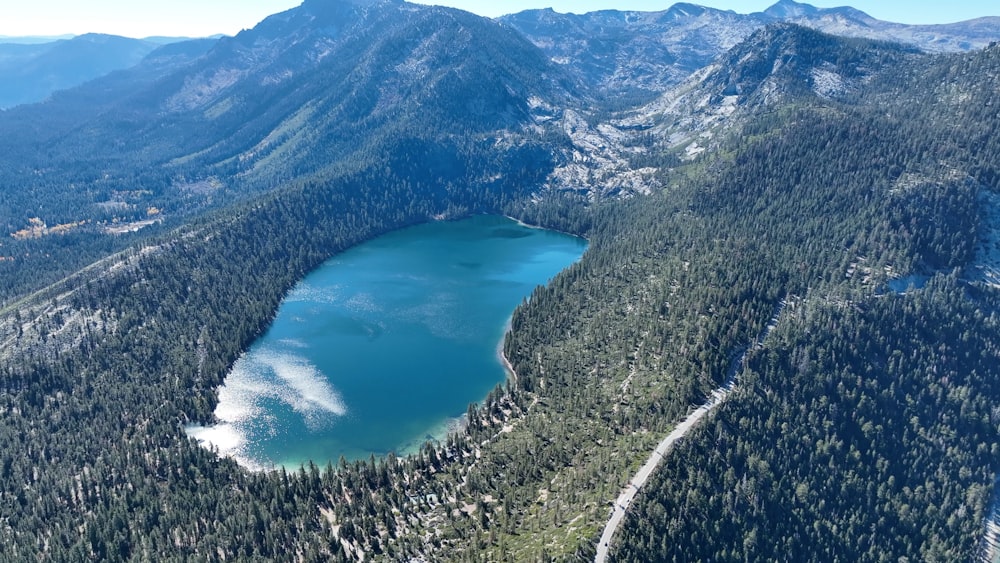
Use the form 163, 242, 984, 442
608, 22, 922, 168
764, 0, 878, 27
662, 3, 709, 20
764, 0, 819, 19
713, 23, 915, 101
298, 0, 403, 16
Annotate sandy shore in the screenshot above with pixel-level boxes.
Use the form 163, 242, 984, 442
497, 317, 518, 383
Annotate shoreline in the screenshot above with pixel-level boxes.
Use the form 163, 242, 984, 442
497, 316, 518, 384
503, 214, 590, 243
189, 216, 574, 473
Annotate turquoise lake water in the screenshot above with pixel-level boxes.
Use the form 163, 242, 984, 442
187, 215, 587, 470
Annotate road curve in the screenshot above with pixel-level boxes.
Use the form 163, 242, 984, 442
595, 300, 785, 563
594, 380, 734, 563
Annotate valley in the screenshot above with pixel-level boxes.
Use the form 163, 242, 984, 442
0, 0, 998, 561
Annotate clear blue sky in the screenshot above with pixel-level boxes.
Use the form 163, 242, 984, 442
1, 0, 998, 38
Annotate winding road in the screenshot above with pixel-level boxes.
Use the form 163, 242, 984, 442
595, 300, 786, 563
982, 483, 1000, 563
594, 379, 735, 562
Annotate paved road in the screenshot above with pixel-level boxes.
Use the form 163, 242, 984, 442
981, 475, 1000, 562
595, 300, 785, 562
594, 381, 734, 563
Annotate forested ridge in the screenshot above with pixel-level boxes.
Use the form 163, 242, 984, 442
0, 11, 998, 563
607, 47, 1000, 562
0, 0, 566, 303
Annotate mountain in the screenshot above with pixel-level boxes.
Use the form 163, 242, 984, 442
0, 34, 74, 44
142, 35, 214, 45
611, 43, 1000, 563
762, 0, 873, 21
0, 2, 999, 562
500, 0, 1000, 101
765, 0, 1000, 52
499, 4, 766, 103
616, 25, 921, 154
0, 0, 570, 296
539, 23, 922, 196
128, 0, 567, 184
0, 34, 168, 108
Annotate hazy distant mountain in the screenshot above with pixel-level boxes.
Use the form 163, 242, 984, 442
142, 35, 216, 45
499, 3, 766, 103
0, 34, 165, 108
0, 34, 74, 44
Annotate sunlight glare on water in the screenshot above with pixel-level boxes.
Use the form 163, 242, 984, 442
187, 216, 587, 470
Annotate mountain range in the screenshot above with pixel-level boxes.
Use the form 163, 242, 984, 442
0, 34, 195, 109
2, 0, 997, 112
0, 0, 996, 240
501, 0, 999, 100
0, 0, 999, 561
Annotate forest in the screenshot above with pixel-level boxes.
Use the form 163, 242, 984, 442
0, 18, 998, 563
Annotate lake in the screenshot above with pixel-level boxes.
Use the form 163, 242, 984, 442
187, 215, 587, 470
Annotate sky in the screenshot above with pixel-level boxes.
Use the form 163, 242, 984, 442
1, 0, 998, 39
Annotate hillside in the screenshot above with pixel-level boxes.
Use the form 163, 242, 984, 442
499, 3, 764, 103
0, 0, 570, 300
0, 34, 167, 109
500, 0, 999, 101
0, 1, 998, 561
612, 43, 1000, 562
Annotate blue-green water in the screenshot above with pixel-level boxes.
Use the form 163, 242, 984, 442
187, 216, 586, 470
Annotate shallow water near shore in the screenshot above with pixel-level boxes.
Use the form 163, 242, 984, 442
187, 215, 587, 470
